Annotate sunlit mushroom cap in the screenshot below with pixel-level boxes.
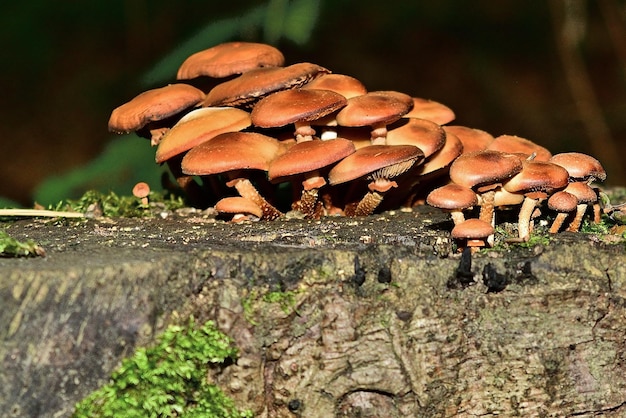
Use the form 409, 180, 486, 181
443, 125, 494, 154
404, 97, 455, 125
181, 131, 284, 175
203, 62, 330, 108
426, 183, 478, 210
335, 91, 413, 127
251, 88, 347, 128
268, 138, 355, 182
549, 152, 607, 182
155, 107, 251, 164
177, 42, 285, 79
449, 150, 523, 191
108, 83, 205, 133
301, 73, 367, 99
328, 145, 424, 185
417, 130, 464, 176
503, 160, 569, 194
487, 135, 552, 161
386, 118, 446, 158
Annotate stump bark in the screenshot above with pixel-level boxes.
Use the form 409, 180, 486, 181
1, 207, 625, 417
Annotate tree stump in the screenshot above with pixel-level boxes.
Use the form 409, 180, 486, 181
1, 207, 625, 417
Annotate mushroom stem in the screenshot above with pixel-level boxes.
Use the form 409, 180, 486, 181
293, 174, 326, 218
293, 122, 316, 143
478, 190, 496, 225
370, 122, 388, 145
566, 204, 588, 232
354, 191, 385, 216
517, 196, 538, 241
450, 211, 466, 226
228, 178, 283, 220
549, 212, 570, 234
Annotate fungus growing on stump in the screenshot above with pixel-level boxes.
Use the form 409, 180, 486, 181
328, 145, 424, 216
426, 183, 478, 226
214, 196, 263, 222
181, 131, 286, 220
547, 190, 578, 233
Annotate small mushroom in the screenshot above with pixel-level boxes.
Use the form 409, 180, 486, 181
451, 218, 495, 253
214, 196, 263, 222
547, 191, 578, 233
132, 182, 151, 206
426, 183, 478, 226
561, 181, 599, 232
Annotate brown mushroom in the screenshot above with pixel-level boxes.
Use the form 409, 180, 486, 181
181, 131, 286, 220
176, 42, 285, 80
214, 196, 263, 222
451, 218, 495, 252
328, 145, 424, 216
268, 138, 356, 218
251, 88, 347, 143
549, 152, 607, 183
335, 91, 413, 145
132, 182, 151, 206
202, 62, 330, 108
108, 83, 206, 145
503, 160, 569, 240
443, 125, 494, 154
301, 73, 368, 99
426, 183, 478, 226
547, 191, 578, 233
561, 181, 599, 232
487, 135, 552, 161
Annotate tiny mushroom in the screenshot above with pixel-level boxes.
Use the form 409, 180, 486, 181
451, 218, 496, 253
176, 41, 285, 80
132, 182, 151, 206
181, 131, 286, 220
328, 144, 424, 216
561, 181, 599, 232
547, 190, 579, 233
426, 183, 478, 226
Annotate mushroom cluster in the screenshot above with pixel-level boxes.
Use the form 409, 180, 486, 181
108, 41, 606, 245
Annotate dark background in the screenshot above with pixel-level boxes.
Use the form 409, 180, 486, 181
2, 0, 625, 206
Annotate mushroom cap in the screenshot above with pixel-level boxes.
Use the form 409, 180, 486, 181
214, 196, 263, 218
177, 42, 285, 79
155, 107, 251, 163
108, 83, 205, 133
301, 73, 367, 99
328, 144, 424, 185
404, 97, 456, 125
503, 160, 569, 195
487, 134, 552, 161
563, 181, 598, 203
451, 218, 495, 240
335, 91, 413, 127
268, 138, 355, 182
547, 190, 578, 212
417, 130, 464, 176
386, 118, 446, 158
132, 182, 150, 199
549, 152, 607, 182
181, 131, 284, 175
443, 125, 494, 154
426, 183, 478, 210
203, 62, 330, 108
251, 88, 348, 128
449, 150, 523, 191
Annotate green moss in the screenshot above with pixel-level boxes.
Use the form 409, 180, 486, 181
73, 318, 252, 418
0, 230, 45, 257
51, 190, 185, 218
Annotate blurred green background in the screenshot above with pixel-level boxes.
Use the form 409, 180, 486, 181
1, 0, 625, 207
